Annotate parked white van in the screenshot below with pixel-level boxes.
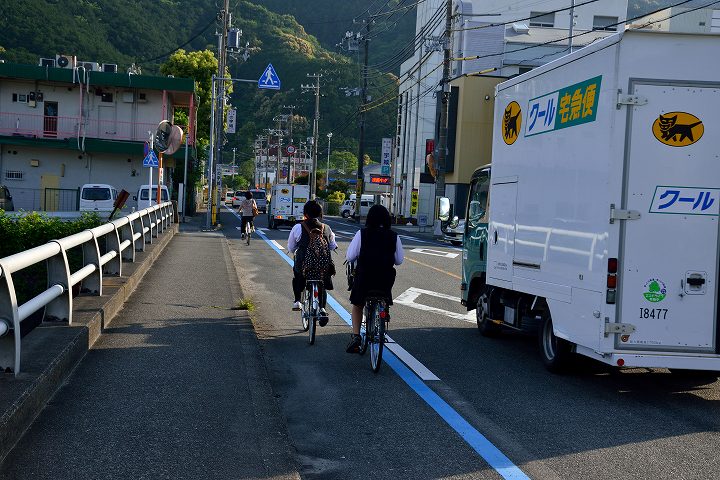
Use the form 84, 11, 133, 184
79, 184, 117, 212
135, 185, 169, 210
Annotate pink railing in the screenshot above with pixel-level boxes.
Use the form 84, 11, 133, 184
0, 112, 192, 145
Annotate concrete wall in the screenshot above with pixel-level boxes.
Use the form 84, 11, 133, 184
0, 144, 152, 210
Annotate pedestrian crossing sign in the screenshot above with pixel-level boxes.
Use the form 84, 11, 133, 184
258, 64, 281, 90
143, 150, 159, 167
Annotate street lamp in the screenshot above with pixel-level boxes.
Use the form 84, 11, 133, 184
326, 132, 333, 191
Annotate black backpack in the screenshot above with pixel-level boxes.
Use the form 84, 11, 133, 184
301, 223, 331, 280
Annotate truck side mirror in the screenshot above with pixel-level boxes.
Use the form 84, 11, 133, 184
437, 197, 450, 222
449, 215, 459, 229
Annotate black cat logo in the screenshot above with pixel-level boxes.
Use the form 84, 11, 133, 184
652, 112, 704, 147
503, 101, 522, 145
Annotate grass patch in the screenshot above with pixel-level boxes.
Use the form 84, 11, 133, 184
235, 298, 255, 311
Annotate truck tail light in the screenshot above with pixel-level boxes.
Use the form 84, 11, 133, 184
606, 257, 618, 304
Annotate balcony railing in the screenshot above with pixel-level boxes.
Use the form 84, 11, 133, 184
0, 112, 192, 145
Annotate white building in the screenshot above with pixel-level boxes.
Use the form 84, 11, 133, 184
629, 5, 720, 33
395, 0, 628, 219
0, 59, 197, 211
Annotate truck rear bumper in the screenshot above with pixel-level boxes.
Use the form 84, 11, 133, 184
577, 345, 720, 371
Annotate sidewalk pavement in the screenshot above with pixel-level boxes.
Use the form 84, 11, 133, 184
0, 214, 299, 479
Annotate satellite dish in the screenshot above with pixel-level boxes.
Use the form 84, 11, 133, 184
154, 121, 184, 155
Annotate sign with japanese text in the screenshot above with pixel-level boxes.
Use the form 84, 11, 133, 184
649, 186, 719, 216
525, 75, 602, 137
370, 175, 391, 185
381, 138, 392, 175
410, 189, 419, 216
226, 108, 237, 134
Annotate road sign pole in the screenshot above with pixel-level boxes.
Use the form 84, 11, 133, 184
149, 132, 154, 209
157, 153, 163, 204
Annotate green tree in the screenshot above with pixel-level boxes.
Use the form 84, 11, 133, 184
160, 49, 230, 148
329, 151, 358, 172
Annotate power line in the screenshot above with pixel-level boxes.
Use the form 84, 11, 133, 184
138, 16, 218, 64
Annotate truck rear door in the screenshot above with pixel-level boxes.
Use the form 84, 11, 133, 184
619, 83, 719, 352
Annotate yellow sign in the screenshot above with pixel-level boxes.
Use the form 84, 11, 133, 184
281, 188, 290, 194
652, 112, 704, 147
410, 189, 419, 216
502, 101, 522, 145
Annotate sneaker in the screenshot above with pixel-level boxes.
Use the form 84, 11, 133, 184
318, 309, 329, 327
292, 301, 302, 311
345, 334, 362, 353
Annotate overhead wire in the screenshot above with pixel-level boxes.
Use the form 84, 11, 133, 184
137, 16, 218, 64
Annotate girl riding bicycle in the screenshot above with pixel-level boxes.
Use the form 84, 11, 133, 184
238, 191, 257, 239
345, 204, 404, 353
288, 200, 337, 325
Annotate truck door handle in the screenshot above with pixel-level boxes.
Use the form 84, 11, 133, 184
686, 276, 705, 287
493, 230, 498, 245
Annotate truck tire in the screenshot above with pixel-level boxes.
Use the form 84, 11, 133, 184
539, 315, 572, 373
341, 210, 350, 218
476, 293, 500, 337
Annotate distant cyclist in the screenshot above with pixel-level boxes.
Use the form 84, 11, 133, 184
238, 191, 257, 239
345, 205, 404, 353
288, 200, 337, 325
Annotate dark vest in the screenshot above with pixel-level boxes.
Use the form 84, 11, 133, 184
357, 227, 397, 280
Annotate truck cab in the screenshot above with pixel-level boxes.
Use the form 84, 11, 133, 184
461, 166, 491, 313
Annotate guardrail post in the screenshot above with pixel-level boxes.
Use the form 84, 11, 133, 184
119, 219, 136, 262
133, 214, 147, 250
45, 241, 72, 324
156, 206, 164, 235
80, 232, 102, 295
0, 264, 20, 374
104, 224, 122, 277
151, 208, 159, 238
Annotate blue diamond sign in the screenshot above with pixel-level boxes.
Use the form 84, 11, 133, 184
258, 64, 281, 90
143, 150, 159, 168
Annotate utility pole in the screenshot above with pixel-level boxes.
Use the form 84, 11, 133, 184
283, 105, 295, 182
326, 132, 333, 191
355, 19, 371, 219
302, 74, 322, 198
435, 0, 452, 204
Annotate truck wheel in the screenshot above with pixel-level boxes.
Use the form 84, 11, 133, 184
342, 210, 350, 218
539, 315, 572, 373
476, 294, 500, 337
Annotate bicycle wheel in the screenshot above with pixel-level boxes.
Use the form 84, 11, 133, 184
301, 289, 309, 331
358, 306, 368, 356
369, 302, 385, 373
308, 285, 317, 345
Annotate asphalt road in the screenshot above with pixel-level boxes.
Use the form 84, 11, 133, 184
223, 207, 720, 480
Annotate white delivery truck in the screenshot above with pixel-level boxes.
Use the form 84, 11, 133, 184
267, 184, 310, 229
464, 30, 719, 373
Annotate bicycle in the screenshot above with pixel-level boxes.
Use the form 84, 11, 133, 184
359, 291, 389, 373
301, 279, 323, 345
243, 219, 253, 245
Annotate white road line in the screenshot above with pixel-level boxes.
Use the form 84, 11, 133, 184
410, 247, 459, 259
394, 287, 475, 323
385, 337, 439, 381
337, 230, 356, 235
270, 240, 285, 250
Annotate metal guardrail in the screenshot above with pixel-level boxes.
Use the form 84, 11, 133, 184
0, 202, 174, 376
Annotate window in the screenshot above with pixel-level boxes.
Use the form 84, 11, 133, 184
251, 191, 266, 199
593, 15, 619, 31
140, 188, 168, 201
82, 188, 111, 201
529, 12, 554, 28
101, 92, 114, 103
467, 171, 490, 230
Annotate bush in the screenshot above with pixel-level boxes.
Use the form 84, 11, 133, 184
326, 201, 341, 216
327, 191, 345, 204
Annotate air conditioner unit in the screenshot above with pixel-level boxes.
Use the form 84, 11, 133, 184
55, 54, 76, 69
122, 91, 135, 103
39, 58, 56, 68
78, 61, 100, 72
137, 92, 147, 103
102, 63, 118, 73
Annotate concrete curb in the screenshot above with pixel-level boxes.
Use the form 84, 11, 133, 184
0, 224, 178, 465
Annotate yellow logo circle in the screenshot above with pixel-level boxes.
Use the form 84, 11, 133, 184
502, 101, 522, 145
652, 111, 704, 147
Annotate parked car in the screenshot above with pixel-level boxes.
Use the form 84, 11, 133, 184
135, 185, 169, 210
79, 184, 118, 213
340, 200, 354, 218
232, 190, 245, 208
225, 191, 234, 204
0, 185, 14, 211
